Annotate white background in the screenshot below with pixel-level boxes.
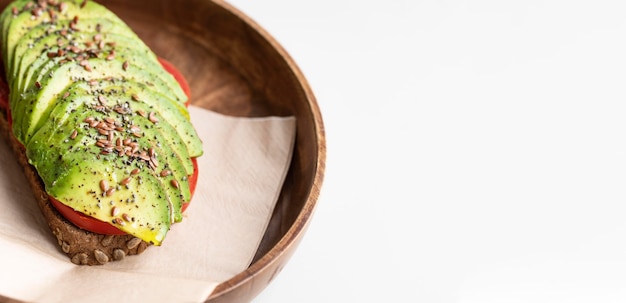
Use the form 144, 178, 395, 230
226, 0, 626, 302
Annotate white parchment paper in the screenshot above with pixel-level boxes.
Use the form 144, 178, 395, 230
0, 106, 296, 303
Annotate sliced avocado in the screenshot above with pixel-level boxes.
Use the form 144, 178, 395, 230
16, 53, 186, 144
27, 102, 180, 244
29, 78, 200, 171
0, 0, 31, 64
2, 0, 119, 73
28, 84, 192, 223
12, 32, 186, 140
80, 78, 202, 157
11, 19, 179, 97
10, 17, 136, 93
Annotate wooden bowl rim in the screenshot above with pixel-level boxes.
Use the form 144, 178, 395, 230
207, 1, 326, 300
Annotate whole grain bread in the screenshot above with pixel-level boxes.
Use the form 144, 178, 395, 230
0, 113, 150, 265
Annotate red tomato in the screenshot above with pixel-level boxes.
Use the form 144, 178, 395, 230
50, 196, 127, 235
0, 79, 8, 111
0, 58, 199, 235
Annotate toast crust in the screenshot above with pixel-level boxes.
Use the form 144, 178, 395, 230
0, 112, 150, 265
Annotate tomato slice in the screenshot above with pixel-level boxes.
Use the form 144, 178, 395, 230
0, 78, 9, 111
50, 196, 127, 235
0, 57, 198, 235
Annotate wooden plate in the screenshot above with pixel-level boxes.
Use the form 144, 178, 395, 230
0, 0, 325, 302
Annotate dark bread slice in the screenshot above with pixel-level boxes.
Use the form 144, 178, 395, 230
0, 112, 150, 265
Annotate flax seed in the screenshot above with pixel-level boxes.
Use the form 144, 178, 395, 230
100, 180, 109, 192
148, 112, 159, 124
106, 50, 115, 61
122, 61, 129, 71
47, 8, 56, 20
111, 206, 119, 216
70, 129, 78, 139
121, 177, 132, 186
171, 179, 179, 189
31, 7, 42, 17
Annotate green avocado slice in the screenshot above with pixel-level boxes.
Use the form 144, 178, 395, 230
2, 0, 120, 71
9, 18, 136, 95
13, 37, 186, 143
16, 54, 186, 144
28, 82, 193, 223
26, 102, 181, 244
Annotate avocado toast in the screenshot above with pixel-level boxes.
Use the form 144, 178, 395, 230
0, 0, 203, 265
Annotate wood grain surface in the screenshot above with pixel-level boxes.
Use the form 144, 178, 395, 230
0, 0, 325, 302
